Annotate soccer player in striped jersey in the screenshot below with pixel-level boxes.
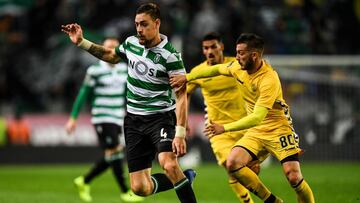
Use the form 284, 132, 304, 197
65, 38, 143, 202
187, 32, 264, 203
62, 3, 197, 203
171, 33, 315, 203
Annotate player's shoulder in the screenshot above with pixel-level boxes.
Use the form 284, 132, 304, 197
224, 56, 236, 63
124, 35, 138, 44
191, 60, 208, 72
262, 60, 279, 78
223, 60, 238, 69
161, 43, 182, 64
163, 43, 180, 57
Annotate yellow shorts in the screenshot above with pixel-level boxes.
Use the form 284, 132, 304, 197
209, 130, 245, 165
235, 131, 302, 162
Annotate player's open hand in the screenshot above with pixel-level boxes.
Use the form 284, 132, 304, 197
65, 118, 77, 135
61, 23, 84, 45
170, 74, 187, 88
204, 120, 225, 138
172, 137, 187, 157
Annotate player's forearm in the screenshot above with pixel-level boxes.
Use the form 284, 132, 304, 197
223, 106, 268, 132
78, 38, 121, 64
175, 86, 187, 128
70, 85, 91, 119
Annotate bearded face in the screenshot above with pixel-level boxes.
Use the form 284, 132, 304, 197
135, 13, 160, 47
236, 43, 258, 72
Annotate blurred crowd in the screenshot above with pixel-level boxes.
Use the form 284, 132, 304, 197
0, 0, 359, 113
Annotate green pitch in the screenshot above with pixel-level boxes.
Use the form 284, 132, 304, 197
0, 162, 359, 203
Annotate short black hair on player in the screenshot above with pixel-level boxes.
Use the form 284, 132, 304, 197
202, 32, 222, 42
236, 33, 264, 52
136, 3, 161, 21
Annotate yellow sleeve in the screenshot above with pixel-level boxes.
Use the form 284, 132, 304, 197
186, 64, 231, 81
256, 73, 280, 109
223, 105, 268, 131
187, 81, 198, 94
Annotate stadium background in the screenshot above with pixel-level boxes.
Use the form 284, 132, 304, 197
0, 0, 359, 202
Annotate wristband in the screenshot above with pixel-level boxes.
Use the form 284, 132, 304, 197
175, 126, 186, 138
77, 38, 93, 50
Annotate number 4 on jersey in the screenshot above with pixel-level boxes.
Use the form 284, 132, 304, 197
160, 128, 167, 139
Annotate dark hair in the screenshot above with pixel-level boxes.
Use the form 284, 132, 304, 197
236, 33, 264, 52
202, 32, 222, 42
136, 3, 161, 20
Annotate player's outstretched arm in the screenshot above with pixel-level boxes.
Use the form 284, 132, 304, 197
172, 83, 187, 157
170, 63, 232, 88
61, 23, 121, 64
204, 106, 269, 137
225, 106, 268, 132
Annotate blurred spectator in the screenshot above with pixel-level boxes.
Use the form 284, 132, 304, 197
0, 0, 359, 122
7, 109, 30, 145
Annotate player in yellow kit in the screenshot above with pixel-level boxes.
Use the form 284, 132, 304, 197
171, 33, 315, 203
187, 32, 261, 203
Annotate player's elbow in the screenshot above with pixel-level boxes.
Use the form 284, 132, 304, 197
252, 115, 264, 126
250, 107, 267, 126
111, 55, 121, 64
106, 54, 121, 64
104, 49, 121, 64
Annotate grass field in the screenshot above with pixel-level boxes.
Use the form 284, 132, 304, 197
0, 162, 359, 203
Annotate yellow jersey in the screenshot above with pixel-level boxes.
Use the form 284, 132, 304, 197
221, 60, 294, 136
188, 57, 247, 124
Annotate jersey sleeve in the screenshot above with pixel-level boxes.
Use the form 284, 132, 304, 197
70, 70, 94, 119
114, 41, 128, 61
166, 52, 186, 75
186, 81, 199, 94
83, 68, 96, 87
186, 65, 202, 94
255, 73, 281, 109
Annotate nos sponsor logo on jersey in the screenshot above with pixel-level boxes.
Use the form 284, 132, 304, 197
129, 60, 155, 76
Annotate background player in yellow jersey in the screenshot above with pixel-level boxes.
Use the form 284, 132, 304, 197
171, 33, 315, 203
187, 32, 259, 203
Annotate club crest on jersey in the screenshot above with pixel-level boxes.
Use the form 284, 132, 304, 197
251, 84, 257, 92
154, 53, 161, 63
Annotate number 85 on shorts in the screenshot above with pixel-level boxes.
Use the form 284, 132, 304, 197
276, 133, 304, 160
279, 133, 299, 149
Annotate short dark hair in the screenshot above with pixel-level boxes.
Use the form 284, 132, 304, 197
136, 3, 161, 20
236, 33, 264, 52
202, 32, 222, 42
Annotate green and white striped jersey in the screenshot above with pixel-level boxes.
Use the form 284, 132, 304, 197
115, 34, 186, 115
70, 60, 127, 125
